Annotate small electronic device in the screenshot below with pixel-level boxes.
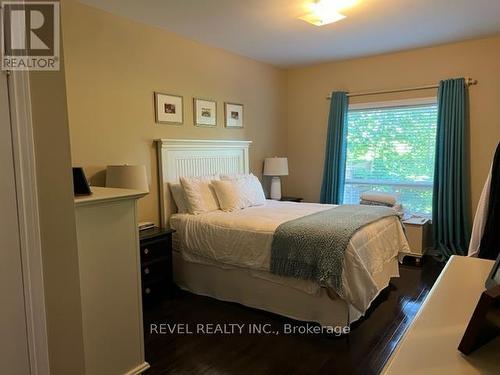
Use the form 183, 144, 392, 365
402, 215, 429, 225
138, 221, 155, 231
72, 167, 92, 196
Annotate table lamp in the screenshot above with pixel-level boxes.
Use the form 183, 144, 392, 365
106, 165, 149, 193
263, 157, 288, 200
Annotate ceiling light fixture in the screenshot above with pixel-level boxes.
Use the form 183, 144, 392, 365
299, 0, 358, 26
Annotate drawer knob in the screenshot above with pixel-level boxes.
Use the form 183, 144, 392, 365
145, 288, 151, 294
144, 268, 150, 275
143, 248, 149, 255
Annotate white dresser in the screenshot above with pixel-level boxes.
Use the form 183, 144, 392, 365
75, 187, 149, 375
383, 255, 500, 374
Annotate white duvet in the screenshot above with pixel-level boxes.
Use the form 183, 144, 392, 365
171, 200, 410, 313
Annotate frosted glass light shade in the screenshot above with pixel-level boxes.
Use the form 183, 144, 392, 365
263, 157, 288, 176
106, 165, 149, 193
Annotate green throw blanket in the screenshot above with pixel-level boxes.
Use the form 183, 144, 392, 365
270, 205, 397, 298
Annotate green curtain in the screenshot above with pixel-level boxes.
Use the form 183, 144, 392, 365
320, 92, 349, 204
433, 78, 471, 259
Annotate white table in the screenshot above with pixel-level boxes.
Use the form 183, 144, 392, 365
383, 255, 500, 375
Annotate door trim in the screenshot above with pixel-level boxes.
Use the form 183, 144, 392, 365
7, 69, 50, 375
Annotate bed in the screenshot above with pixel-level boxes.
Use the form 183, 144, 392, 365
156, 139, 410, 327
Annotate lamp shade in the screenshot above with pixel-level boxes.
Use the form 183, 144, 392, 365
106, 165, 149, 192
263, 157, 289, 176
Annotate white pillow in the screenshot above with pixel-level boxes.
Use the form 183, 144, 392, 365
180, 175, 220, 214
212, 180, 248, 212
169, 183, 189, 213
243, 174, 267, 206
221, 173, 266, 207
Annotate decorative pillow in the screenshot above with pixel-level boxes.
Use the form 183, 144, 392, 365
169, 183, 189, 214
212, 180, 248, 211
180, 175, 220, 214
221, 173, 266, 206
243, 174, 267, 206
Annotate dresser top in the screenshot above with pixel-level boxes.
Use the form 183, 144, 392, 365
74, 186, 147, 206
383, 255, 499, 374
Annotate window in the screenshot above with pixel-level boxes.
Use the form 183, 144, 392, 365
343, 99, 438, 215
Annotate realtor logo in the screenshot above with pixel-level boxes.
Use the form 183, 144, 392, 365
1, 1, 60, 70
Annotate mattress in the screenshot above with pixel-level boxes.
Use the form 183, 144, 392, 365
170, 200, 409, 313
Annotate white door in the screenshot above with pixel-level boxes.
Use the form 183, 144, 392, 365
0, 72, 31, 374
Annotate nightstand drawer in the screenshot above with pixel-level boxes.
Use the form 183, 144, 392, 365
140, 237, 171, 262
142, 279, 169, 304
139, 227, 175, 306
141, 260, 171, 284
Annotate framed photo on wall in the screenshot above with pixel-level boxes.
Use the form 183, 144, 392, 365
224, 102, 244, 128
154, 92, 183, 124
193, 98, 217, 127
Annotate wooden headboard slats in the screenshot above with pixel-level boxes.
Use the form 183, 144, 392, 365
155, 139, 252, 228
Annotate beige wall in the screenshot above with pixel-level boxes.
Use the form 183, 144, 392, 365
286, 36, 500, 214
62, 0, 500, 219
61, 0, 287, 225
30, 57, 86, 373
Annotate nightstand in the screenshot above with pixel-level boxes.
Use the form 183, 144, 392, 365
399, 218, 432, 265
280, 196, 303, 202
139, 227, 175, 305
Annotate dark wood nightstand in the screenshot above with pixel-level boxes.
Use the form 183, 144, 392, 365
280, 196, 303, 202
139, 227, 175, 305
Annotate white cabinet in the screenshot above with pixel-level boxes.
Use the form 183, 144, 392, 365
399, 218, 432, 263
75, 187, 149, 375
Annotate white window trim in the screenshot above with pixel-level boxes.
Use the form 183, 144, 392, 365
349, 96, 437, 111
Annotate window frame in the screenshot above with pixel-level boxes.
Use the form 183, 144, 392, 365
348, 96, 437, 110
344, 96, 438, 216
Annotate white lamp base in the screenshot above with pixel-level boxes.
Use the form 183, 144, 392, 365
270, 176, 282, 200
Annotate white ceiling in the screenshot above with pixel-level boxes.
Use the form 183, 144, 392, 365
79, 0, 500, 67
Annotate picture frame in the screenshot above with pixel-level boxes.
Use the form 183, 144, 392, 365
193, 98, 217, 127
72, 167, 92, 196
458, 284, 500, 355
224, 102, 244, 128
459, 253, 500, 355
486, 252, 500, 289
154, 92, 183, 124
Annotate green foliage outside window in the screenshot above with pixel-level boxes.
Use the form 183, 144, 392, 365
344, 104, 438, 215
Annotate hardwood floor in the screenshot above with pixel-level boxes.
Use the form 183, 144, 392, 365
143, 257, 443, 375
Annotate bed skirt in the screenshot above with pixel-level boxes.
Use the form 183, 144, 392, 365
172, 251, 399, 327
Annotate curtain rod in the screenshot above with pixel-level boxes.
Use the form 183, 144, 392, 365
326, 78, 478, 100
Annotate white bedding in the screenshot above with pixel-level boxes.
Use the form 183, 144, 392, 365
170, 200, 409, 313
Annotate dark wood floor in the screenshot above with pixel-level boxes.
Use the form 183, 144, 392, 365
143, 257, 443, 375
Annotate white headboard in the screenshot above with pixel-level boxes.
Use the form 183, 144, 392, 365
155, 138, 252, 228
